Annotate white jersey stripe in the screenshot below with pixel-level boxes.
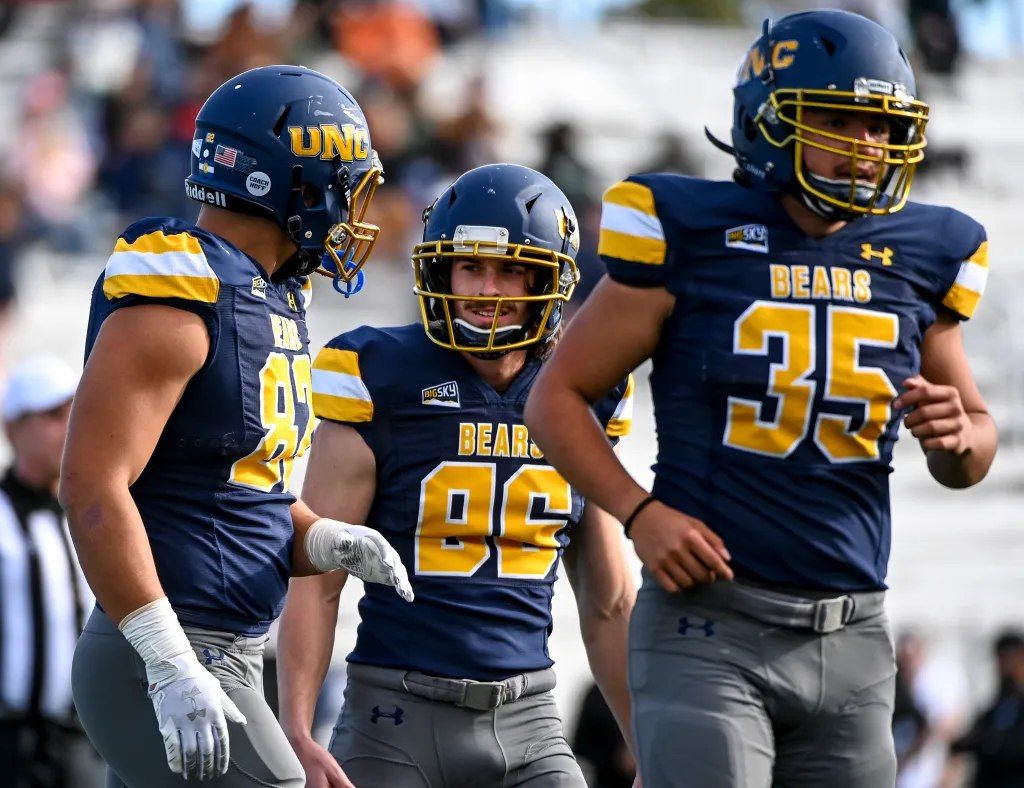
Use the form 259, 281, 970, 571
600, 202, 665, 241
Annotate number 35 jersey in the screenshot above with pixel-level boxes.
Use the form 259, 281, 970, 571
85, 217, 315, 635
600, 175, 988, 592
311, 324, 633, 680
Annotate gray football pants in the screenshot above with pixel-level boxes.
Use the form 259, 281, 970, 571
72, 607, 304, 787
328, 662, 586, 787
629, 576, 897, 788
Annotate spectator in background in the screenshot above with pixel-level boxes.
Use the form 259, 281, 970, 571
893, 647, 930, 777
909, 0, 961, 76
538, 121, 596, 218
0, 180, 30, 371
0, 358, 100, 788
896, 631, 968, 788
951, 630, 1024, 787
636, 131, 700, 177
13, 67, 97, 253
572, 681, 635, 788
331, 0, 441, 93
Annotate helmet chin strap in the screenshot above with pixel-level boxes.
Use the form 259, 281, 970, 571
452, 318, 525, 358
799, 173, 876, 222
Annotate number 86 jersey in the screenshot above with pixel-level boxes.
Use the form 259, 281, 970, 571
599, 174, 988, 592
311, 324, 633, 681
85, 217, 315, 635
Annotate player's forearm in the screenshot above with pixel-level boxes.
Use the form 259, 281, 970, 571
276, 576, 342, 742
580, 604, 635, 753
526, 387, 647, 524
290, 497, 324, 576
60, 478, 165, 623
926, 412, 997, 488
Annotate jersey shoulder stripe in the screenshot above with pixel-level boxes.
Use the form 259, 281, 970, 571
297, 276, 313, 311
941, 240, 988, 320
103, 229, 220, 303
311, 346, 373, 423
605, 373, 635, 437
599, 180, 666, 265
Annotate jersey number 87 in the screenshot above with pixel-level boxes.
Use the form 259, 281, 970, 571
230, 352, 316, 492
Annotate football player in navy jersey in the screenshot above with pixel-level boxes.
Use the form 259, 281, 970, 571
526, 10, 997, 788
60, 66, 413, 786
276, 164, 637, 787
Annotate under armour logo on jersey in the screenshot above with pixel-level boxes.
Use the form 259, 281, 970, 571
182, 686, 207, 721
202, 648, 226, 666
860, 243, 894, 266
422, 381, 460, 409
678, 616, 715, 637
370, 705, 404, 725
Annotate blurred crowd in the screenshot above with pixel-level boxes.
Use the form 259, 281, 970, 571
0, 0, 990, 340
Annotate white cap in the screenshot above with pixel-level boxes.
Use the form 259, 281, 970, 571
3, 357, 79, 422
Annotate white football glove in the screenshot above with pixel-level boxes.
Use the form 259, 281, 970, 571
304, 518, 414, 602
120, 598, 247, 781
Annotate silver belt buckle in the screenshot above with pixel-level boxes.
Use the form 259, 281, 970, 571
812, 595, 855, 634
461, 681, 504, 711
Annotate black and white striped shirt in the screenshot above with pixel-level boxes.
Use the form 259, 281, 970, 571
0, 468, 93, 724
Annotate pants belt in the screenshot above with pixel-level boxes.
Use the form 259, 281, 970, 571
348, 663, 556, 711
680, 580, 886, 634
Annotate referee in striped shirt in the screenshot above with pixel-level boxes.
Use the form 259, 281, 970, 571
0, 357, 101, 787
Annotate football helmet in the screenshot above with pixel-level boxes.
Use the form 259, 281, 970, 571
412, 164, 580, 356
724, 10, 928, 218
185, 65, 383, 280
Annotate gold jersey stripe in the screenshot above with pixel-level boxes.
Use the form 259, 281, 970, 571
313, 347, 362, 377
603, 181, 658, 215
605, 417, 633, 438
942, 283, 982, 319
114, 231, 203, 256
311, 391, 374, 423
606, 374, 635, 437
102, 273, 220, 303
968, 240, 989, 267
599, 228, 666, 265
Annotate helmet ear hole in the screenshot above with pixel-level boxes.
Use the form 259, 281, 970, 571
301, 183, 322, 209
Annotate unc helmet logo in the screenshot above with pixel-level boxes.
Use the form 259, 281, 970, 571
185, 66, 383, 283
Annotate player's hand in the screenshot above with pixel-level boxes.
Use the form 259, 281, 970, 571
895, 375, 973, 455
290, 735, 355, 788
628, 500, 733, 592
145, 650, 247, 781
305, 518, 414, 602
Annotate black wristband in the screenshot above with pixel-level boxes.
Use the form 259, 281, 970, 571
623, 494, 657, 538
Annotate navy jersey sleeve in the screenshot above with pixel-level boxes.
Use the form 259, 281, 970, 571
598, 175, 675, 287
935, 210, 988, 321
100, 219, 222, 321
591, 373, 635, 442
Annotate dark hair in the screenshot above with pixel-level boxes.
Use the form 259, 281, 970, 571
994, 630, 1024, 655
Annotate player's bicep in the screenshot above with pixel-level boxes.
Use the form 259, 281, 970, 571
302, 420, 377, 524
543, 275, 673, 403
63, 305, 209, 491
920, 312, 989, 414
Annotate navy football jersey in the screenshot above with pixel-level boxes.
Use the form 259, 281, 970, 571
311, 325, 633, 680
599, 175, 988, 591
85, 217, 316, 634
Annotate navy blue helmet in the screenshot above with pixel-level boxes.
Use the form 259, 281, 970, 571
185, 65, 383, 279
412, 164, 580, 355
722, 10, 928, 218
